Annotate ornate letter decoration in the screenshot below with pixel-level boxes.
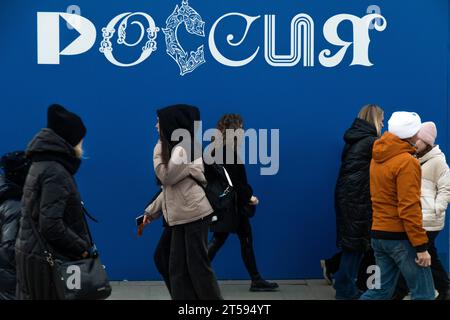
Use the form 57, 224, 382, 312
163, 0, 206, 76
99, 12, 160, 67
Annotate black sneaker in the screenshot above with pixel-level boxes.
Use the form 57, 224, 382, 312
250, 279, 279, 292
320, 260, 333, 285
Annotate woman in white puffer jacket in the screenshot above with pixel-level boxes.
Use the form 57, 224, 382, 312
416, 122, 450, 299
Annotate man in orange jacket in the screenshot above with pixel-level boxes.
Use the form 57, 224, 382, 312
360, 111, 435, 300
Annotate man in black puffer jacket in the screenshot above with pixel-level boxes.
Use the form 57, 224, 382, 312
0, 152, 30, 300
15, 104, 92, 300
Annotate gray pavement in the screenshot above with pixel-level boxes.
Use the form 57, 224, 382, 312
107, 280, 337, 300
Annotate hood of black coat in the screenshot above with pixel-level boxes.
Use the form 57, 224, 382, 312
0, 175, 22, 203
157, 104, 200, 146
26, 128, 81, 175
343, 118, 378, 144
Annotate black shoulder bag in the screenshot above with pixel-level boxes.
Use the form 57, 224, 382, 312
29, 204, 112, 300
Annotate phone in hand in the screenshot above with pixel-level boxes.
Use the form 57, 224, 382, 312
136, 215, 144, 227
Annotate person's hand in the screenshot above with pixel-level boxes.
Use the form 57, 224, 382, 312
81, 251, 89, 259
143, 214, 152, 226
435, 204, 447, 218
249, 196, 259, 206
416, 251, 431, 267
138, 214, 152, 237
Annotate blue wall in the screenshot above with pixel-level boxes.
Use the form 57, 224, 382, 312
0, 0, 449, 280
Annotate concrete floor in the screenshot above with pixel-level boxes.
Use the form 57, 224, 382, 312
107, 280, 337, 300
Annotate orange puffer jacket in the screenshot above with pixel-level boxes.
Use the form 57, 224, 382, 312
370, 132, 428, 251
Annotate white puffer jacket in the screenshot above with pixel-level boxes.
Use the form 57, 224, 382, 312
419, 145, 450, 231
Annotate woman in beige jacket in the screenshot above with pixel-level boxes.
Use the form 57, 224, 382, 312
142, 104, 222, 300
416, 122, 450, 299
394, 122, 450, 300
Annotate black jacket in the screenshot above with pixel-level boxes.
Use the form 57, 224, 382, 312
0, 176, 22, 300
335, 118, 378, 252
15, 129, 91, 300
210, 147, 254, 234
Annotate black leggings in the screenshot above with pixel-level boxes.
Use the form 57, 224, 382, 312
208, 217, 261, 281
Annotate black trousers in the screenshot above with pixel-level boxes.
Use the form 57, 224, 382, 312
326, 249, 376, 291
154, 218, 223, 300
208, 217, 261, 281
394, 231, 450, 297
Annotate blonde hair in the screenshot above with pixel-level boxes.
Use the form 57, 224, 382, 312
358, 104, 384, 136
74, 142, 84, 159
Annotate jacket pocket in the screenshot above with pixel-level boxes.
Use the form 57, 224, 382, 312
421, 195, 436, 216
178, 178, 203, 208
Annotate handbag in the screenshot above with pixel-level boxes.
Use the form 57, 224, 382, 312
29, 204, 112, 300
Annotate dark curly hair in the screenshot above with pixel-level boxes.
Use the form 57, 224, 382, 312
216, 114, 244, 146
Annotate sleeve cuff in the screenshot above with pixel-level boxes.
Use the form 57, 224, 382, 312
414, 243, 428, 253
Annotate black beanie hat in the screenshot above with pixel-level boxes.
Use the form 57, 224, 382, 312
47, 104, 87, 146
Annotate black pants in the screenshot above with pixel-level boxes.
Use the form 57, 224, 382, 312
394, 231, 450, 297
154, 219, 223, 300
208, 217, 261, 281
326, 249, 376, 291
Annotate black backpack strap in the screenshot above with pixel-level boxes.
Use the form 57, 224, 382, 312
80, 203, 97, 248
81, 202, 98, 223
28, 212, 56, 266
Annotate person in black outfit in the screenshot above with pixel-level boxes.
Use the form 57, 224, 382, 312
15, 104, 93, 300
323, 105, 384, 299
0, 152, 31, 300
207, 114, 279, 292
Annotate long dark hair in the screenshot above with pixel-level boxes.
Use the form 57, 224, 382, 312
159, 131, 172, 166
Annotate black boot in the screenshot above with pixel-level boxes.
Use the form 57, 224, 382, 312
250, 278, 279, 292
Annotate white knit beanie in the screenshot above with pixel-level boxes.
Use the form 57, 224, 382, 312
388, 111, 422, 139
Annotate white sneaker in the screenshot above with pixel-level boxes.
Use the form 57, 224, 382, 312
320, 260, 333, 285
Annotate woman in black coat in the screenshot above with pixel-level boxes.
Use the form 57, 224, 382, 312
0, 152, 30, 300
324, 104, 384, 300
207, 114, 278, 292
15, 104, 92, 300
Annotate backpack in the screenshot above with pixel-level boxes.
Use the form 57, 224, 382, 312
191, 162, 237, 220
